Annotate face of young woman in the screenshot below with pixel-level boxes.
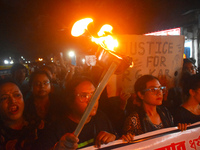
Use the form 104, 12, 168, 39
140, 79, 163, 106
32, 74, 51, 98
184, 62, 196, 75
0, 83, 24, 122
72, 81, 98, 118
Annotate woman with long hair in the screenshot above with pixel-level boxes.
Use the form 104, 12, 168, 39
122, 75, 187, 142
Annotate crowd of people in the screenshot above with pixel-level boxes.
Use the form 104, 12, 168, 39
0, 57, 199, 149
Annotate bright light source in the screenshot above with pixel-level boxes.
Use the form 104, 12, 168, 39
28, 61, 30, 63
9, 57, 11, 59
82, 58, 85, 64
21, 56, 23, 59
4, 60, 9, 64
25, 61, 27, 63
71, 18, 93, 37
68, 51, 75, 57
38, 58, 43, 61
10, 60, 14, 64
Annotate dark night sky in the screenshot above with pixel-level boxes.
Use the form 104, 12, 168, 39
1, 0, 200, 60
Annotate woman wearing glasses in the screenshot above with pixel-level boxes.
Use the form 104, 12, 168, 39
122, 75, 187, 142
24, 70, 63, 130
33, 75, 116, 150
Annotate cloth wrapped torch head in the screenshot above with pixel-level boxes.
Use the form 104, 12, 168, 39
96, 48, 133, 75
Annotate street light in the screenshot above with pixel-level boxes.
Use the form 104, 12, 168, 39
10, 60, 14, 64
82, 58, 85, 64
4, 60, 9, 64
68, 51, 76, 65
68, 51, 75, 57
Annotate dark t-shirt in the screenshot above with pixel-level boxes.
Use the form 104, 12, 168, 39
174, 106, 200, 125
34, 110, 116, 150
0, 124, 37, 150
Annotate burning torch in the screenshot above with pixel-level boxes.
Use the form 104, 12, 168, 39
71, 18, 132, 137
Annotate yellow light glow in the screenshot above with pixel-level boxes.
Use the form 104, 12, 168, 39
97, 24, 113, 36
38, 58, 43, 61
93, 24, 118, 51
129, 62, 134, 68
68, 51, 75, 57
71, 18, 93, 37
71, 18, 118, 51
92, 35, 118, 51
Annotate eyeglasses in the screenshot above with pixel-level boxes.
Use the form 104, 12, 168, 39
143, 86, 166, 94
33, 81, 50, 87
76, 92, 93, 103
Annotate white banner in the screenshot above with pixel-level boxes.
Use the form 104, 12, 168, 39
106, 35, 185, 96
81, 122, 200, 150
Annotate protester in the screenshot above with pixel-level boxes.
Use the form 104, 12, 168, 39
182, 58, 197, 75
34, 75, 116, 149
24, 70, 64, 130
122, 75, 187, 142
174, 74, 200, 125
10, 63, 30, 97
164, 58, 197, 115
98, 88, 138, 137
0, 78, 38, 149
40, 65, 63, 95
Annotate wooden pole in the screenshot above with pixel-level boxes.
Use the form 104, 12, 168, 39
74, 60, 120, 137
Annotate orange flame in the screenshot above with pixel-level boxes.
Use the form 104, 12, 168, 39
71, 18, 93, 37
91, 35, 118, 51
71, 18, 118, 51
97, 24, 113, 36
92, 24, 118, 51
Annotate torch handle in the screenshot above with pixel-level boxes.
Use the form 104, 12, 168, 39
74, 60, 120, 137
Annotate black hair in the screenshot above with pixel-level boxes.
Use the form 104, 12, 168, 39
65, 75, 95, 109
0, 77, 21, 89
183, 58, 196, 65
182, 74, 200, 98
134, 75, 159, 101
40, 65, 54, 74
10, 63, 28, 76
29, 70, 52, 87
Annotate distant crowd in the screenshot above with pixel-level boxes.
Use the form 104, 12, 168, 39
0, 57, 199, 149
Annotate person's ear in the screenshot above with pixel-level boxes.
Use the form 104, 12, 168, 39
137, 91, 144, 100
189, 89, 195, 96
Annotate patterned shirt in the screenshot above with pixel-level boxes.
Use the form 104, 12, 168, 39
123, 106, 174, 135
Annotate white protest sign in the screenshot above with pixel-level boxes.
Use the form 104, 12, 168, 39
107, 35, 185, 96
